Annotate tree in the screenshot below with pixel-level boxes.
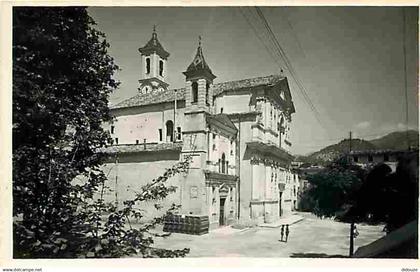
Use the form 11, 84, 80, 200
303, 157, 366, 218
13, 7, 189, 258
348, 153, 418, 232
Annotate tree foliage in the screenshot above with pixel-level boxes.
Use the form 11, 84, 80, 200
349, 153, 418, 232
13, 7, 190, 258
301, 158, 366, 217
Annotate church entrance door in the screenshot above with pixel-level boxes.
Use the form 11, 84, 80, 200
219, 197, 226, 226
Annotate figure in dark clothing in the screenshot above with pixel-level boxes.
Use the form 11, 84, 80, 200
285, 225, 290, 242
280, 225, 284, 241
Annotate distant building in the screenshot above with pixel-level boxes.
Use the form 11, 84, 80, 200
101, 28, 299, 229
348, 149, 418, 172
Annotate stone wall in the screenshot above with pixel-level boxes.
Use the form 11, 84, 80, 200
108, 102, 185, 145
101, 151, 181, 222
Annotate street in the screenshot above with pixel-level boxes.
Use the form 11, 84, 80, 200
152, 212, 385, 257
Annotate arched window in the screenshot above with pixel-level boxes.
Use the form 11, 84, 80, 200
146, 58, 151, 74
192, 82, 198, 103
221, 153, 226, 174
166, 120, 174, 142
279, 116, 284, 146
159, 60, 164, 76
270, 109, 273, 127
280, 116, 284, 132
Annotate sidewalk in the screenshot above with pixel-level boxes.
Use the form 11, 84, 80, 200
259, 213, 304, 228
209, 225, 251, 236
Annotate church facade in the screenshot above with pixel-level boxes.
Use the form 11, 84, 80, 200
103, 28, 299, 229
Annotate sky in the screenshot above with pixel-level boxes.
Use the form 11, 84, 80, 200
88, 7, 419, 155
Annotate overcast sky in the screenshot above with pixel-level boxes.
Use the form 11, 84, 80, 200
88, 7, 418, 155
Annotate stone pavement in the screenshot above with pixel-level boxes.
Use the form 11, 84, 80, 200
260, 213, 304, 228
151, 212, 386, 257
209, 225, 250, 235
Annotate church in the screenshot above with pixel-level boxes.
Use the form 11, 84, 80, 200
102, 27, 300, 229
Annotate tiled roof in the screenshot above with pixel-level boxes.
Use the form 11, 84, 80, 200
113, 87, 185, 109
212, 74, 284, 96
138, 29, 170, 59
112, 74, 285, 109
100, 142, 183, 154
183, 41, 216, 81
206, 113, 238, 135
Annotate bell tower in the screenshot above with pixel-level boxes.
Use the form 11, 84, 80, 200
138, 25, 170, 95
182, 36, 216, 154
183, 36, 216, 113
180, 37, 217, 216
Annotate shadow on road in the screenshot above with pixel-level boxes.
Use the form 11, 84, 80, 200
290, 252, 348, 258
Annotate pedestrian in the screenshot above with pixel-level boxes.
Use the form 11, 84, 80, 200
280, 225, 284, 241
285, 224, 290, 242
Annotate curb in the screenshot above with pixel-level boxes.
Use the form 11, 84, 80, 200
260, 217, 304, 228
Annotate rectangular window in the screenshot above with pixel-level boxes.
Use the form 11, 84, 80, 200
220, 107, 224, 113
136, 140, 139, 144
177, 127, 181, 140
159, 129, 162, 141
115, 138, 118, 145
110, 125, 115, 134
353, 156, 359, 163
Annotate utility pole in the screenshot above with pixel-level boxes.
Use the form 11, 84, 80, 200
346, 131, 352, 164
348, 130, 355, 257
349, 131, 352, 154
174, 89, 177, 142
402, 7, 410, 150
349, 222, 355, 256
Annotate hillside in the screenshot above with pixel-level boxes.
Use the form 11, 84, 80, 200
305, 139, 376, 165
369, 130, 418, 150
297, 130, 418, 165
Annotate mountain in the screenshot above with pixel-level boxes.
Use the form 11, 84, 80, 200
303, 139, 377, 165
369, 130, 418, 150
297, 130, 418, 166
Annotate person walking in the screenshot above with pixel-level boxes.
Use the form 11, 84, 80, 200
285, 224, 290, 242
280, 225, 284, 242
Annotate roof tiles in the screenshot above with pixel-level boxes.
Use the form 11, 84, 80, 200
112, 74, 285, 109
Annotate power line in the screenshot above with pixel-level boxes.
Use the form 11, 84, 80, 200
238, 8, 285, 71
279, 9, 307, 59
253, 7, 319, 115
252, 7, 328, 132
239, 7, 316, 113
402, 7, 410, 150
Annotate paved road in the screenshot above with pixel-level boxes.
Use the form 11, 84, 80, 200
152, 212, 385, 258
